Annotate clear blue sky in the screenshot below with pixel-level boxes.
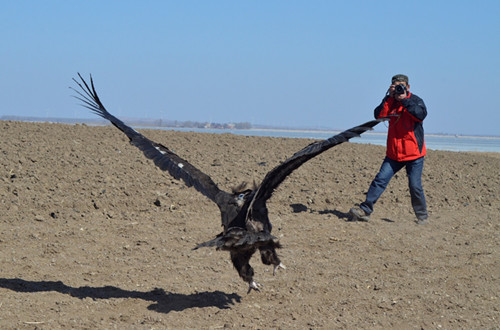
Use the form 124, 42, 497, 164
1, 1, 499, 136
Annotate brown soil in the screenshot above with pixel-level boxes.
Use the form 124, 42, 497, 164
1, 121, 498, 329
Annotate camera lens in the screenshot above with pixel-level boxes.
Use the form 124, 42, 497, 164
395, 84, 406, 94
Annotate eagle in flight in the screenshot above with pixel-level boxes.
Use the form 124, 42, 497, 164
72, 73, 382, 293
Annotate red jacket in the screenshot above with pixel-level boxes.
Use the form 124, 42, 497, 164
374, 92, 427, 162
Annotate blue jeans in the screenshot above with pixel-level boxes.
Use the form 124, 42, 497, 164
360, 156, 428, 220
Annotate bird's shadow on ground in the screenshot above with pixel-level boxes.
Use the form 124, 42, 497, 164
0, 278, 241, 314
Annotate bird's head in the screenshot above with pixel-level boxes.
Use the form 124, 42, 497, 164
230, 182, 255, 208
234, 190, 252, 207
219, 182, 258, 232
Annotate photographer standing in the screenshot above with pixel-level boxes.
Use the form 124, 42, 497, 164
349, 74, 429, 224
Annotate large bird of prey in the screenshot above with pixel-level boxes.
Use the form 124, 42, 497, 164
72, 73, 382, 293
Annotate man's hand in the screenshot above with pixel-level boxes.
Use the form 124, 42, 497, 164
388, 84, 396, 98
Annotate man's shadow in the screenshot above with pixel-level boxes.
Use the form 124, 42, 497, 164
318, 208, 351, 220
292, 203, 352, 221
0, 278, 241, 314
318, 208, 395, 223
292, 203, 396, 222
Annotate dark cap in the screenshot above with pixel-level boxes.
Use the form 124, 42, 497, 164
391, 74, 409, 84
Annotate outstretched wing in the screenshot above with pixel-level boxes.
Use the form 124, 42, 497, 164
247, 119, 384, 216
71, 73, 222, 203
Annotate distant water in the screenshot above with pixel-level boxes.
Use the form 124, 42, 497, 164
153, 127, 500, 153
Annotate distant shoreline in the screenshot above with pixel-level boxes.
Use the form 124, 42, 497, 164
1, 116, 499, 140
246, 127, 500, 140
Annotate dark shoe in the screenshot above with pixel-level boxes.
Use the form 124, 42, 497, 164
349, 207, 370, 222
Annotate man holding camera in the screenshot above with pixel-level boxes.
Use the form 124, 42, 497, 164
349, 74, 429, 224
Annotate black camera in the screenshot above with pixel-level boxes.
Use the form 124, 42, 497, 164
394, 84, 407, 95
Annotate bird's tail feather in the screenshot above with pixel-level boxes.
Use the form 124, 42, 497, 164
193, 228, 281, 251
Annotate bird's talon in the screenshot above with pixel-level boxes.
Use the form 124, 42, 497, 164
273, 262, 286, 275
247, 281, 262, 293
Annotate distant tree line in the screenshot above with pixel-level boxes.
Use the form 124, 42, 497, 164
155, 119, 252, 130
0, 116, 252, 130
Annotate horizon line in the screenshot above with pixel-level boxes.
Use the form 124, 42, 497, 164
1, 115, 499, 139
